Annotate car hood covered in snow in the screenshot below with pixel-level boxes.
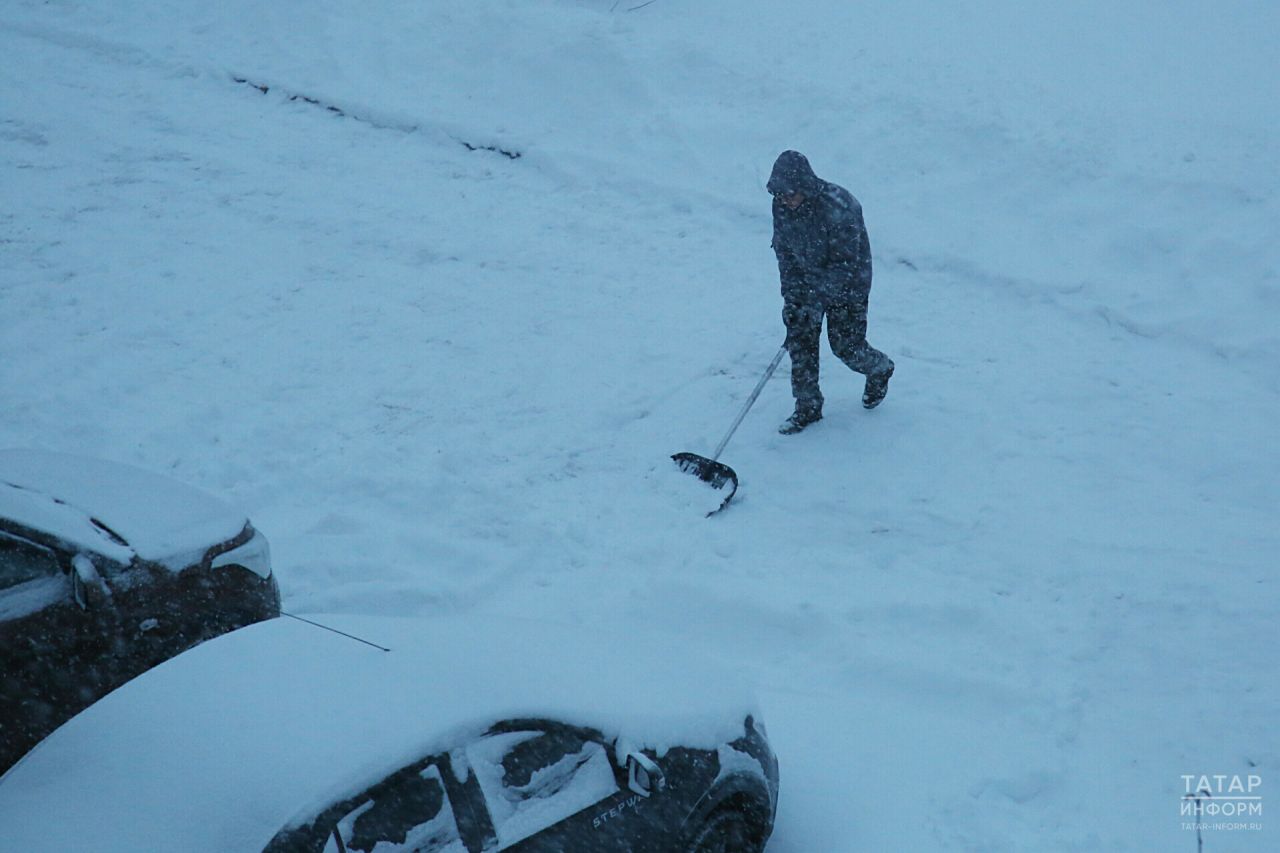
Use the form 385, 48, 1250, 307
0, 613, 758, 852
0, 449, 249, 568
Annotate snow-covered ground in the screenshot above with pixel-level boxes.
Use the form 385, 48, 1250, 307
2, 1, 1276, 849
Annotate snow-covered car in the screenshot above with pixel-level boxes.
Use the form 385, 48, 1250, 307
0, 449, 280, 773
0, 614, 778, 852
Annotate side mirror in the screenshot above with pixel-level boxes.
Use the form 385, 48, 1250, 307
71, 554, 110, 611
626, 752, 666, 798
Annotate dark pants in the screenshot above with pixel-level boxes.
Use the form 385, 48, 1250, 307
783, 300, 892, 415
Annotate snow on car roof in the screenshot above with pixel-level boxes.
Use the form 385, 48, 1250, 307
0, 613, 758, 852
0, 449, 248, 567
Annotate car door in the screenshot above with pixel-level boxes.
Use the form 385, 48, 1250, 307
0, 531, 102, 771
462, 723, 651, 851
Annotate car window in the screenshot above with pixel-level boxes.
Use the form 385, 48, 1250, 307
324, 764, 465, 853
465, 727, 620, 848
0, 533, 60, 591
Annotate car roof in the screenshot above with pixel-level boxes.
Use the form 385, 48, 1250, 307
0, 449, 248, 567
0, 613, 756, 852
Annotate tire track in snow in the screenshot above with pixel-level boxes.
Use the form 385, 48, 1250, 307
0, 20, 525, 163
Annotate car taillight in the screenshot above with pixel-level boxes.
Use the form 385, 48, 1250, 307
209, 529, 272, 578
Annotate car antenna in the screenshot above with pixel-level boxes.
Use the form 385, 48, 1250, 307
280, 611, 391, 652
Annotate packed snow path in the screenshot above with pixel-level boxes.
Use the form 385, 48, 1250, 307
2, 2, 1276, 849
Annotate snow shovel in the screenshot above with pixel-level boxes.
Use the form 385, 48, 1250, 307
672, 344, 787, 516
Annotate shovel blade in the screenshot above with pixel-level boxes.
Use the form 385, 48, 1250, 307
671, 452, 739, 516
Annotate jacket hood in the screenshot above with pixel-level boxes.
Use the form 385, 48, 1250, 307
767, 150, 822, 197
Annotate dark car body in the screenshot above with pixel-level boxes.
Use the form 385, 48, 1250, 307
267, 714, 778, 852
0, 450, 280, 773
0, 614, 777, 853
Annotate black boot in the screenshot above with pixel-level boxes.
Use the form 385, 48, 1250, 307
862, 363, 894, 409
778, 407, 822, 435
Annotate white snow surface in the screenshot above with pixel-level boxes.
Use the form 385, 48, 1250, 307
0, 448, 247, 566
0, 614, 755, 851
1, 0, 1277, 849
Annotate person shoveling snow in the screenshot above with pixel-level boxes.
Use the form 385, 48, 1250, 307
672, 151, 898, 514
769, 150, 895, 433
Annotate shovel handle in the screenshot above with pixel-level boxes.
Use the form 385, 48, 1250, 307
711, 344, 788, 461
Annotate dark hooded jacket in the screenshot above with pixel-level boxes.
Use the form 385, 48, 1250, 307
768, 151, 873, 307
